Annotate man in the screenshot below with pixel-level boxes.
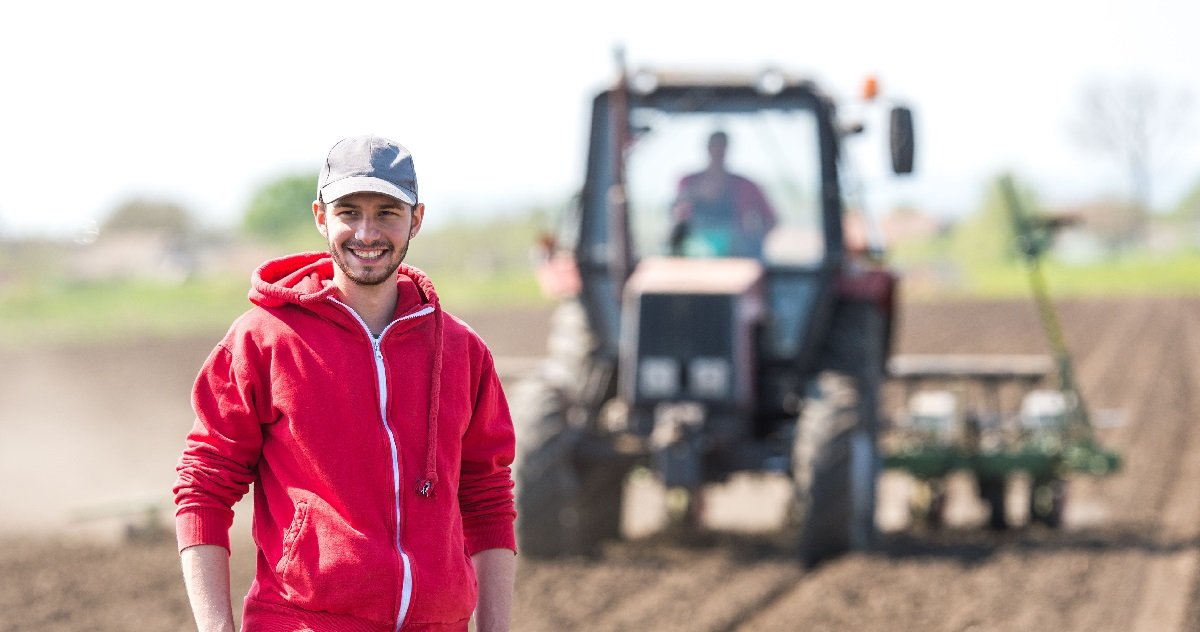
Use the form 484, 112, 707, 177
670, 130, 777, 258
174, 135, 516, 631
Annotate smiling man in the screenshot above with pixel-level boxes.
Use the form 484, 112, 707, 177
174, 135, 517, 631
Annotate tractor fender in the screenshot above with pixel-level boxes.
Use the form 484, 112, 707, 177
833, 265, 899, 369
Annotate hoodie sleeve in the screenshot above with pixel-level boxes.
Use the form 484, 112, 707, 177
457, 350, 517, 555
173, 342, 266, 553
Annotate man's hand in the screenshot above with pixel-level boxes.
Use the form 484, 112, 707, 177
471, 548, 516, 632
181, 544, 236, 632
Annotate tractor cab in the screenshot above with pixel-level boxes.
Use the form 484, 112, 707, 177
574, 69, 912, 417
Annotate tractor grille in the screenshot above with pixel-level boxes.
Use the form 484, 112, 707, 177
630, 293, 735, 403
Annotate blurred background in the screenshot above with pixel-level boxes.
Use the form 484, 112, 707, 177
2, 0, 1199, 343
2, 1, 1199, 630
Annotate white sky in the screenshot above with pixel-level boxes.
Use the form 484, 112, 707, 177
2, 0, 1197, 239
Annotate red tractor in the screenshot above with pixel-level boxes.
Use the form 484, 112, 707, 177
513, 64, 914, 565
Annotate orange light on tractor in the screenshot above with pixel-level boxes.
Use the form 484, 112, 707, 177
862, 75, 879, 101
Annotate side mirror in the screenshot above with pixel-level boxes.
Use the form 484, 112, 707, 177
889, 106, 915, 175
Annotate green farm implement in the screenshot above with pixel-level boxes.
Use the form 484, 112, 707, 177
882, 176, 1121, 529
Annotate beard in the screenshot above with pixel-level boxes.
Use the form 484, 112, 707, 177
329, 238, 408, 286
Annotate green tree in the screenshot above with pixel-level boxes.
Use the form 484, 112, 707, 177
242, 171, 322, 246
1171, 176, 1200, 251
102, 197, 193, 237
949, 174, 1033, 267
1173, 176, 1200, 221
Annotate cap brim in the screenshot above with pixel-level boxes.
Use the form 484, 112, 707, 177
321, 176, 417, 206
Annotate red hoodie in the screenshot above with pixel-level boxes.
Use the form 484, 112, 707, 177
173, 252, 516, 631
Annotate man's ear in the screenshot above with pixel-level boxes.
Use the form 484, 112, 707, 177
313, 200, 328, 237
409, 202, 426, 238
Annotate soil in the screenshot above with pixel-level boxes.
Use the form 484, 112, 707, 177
2, 298, 1198, 631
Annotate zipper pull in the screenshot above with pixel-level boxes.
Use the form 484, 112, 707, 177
372, 335, 383, 360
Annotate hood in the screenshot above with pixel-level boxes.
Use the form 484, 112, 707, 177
249, 251, 441, 316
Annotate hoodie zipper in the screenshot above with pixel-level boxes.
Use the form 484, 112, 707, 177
329, 298, 433, 631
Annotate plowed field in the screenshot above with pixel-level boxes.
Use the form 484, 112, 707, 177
2, 297, 1198, 631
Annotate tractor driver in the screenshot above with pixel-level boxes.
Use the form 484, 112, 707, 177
669, 130, 777, 258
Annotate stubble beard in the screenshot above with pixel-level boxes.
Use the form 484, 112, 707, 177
329, 238, 409, 287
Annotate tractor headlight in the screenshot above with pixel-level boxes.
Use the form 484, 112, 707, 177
689, 357, 730, 398
640, 357, 680, 398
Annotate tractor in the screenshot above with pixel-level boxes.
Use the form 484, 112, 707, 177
512, 62, 915, 565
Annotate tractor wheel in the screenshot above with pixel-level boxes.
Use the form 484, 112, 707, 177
1030, 478, 1066, 528
978, 476, 1008, 530
511, 299, 633, 556
792, 371, 879, 566
510, 332, 630, 558
792, 300, 885, 565
542, 300, 593, 395
511, 376, 580, 557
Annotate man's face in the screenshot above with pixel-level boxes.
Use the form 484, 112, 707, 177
314, 192, 424, 287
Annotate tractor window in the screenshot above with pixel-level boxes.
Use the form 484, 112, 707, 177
625, 107, 824, 266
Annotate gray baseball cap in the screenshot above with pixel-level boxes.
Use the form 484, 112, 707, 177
318, 135, 418, 205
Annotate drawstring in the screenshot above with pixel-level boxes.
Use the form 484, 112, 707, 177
416, 308, 443, 498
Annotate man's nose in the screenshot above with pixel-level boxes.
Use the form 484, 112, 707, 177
355, 218, 381, 241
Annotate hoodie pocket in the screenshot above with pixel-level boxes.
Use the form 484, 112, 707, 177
273, 495, 397, 624
407, 537, 479, 625
275, 500, 309, 578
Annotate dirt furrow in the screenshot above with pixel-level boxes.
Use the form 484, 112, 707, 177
1065, 298, 1180, 631
512, 538, 804, 632
512, 556, 665, 629
1129, 299, 1200, 632
739, 534, 1117, 632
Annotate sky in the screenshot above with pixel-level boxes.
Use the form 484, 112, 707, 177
2, 0, 1198, 239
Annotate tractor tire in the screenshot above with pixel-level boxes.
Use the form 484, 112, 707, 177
511, 376, 581, 557
511, 300, 629, 557
511, 376, 630, 557
542, 300, 593, 396
791, 299, 885, 566
792, 371, 879, 566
